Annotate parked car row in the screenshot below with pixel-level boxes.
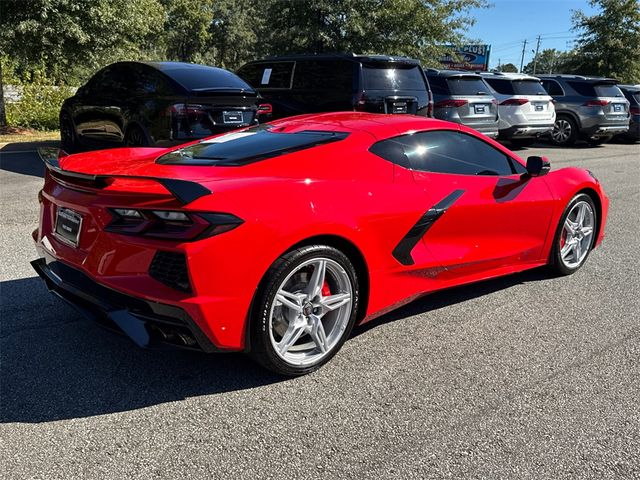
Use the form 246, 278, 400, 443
59, 54, 636, 153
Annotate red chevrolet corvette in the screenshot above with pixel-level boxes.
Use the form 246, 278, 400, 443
33, 112, 608, 375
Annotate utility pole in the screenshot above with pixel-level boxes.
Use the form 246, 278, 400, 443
497, 58, 501, 71
519, 39, 528, 73
532, 35, 541, 74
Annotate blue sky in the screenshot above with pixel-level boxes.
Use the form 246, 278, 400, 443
466, 0, 599, 70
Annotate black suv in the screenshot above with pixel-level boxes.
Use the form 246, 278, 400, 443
60, 61, 265, 151
538, 74, 630, 146
236, 54, 432, 120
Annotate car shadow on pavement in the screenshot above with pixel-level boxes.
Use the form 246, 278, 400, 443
0, 141, 60, 178
2, 267, 554, 424
0, 275, 284, 424
353, 266, 554, 338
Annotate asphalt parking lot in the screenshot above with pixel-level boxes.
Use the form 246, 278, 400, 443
1, 138, 638, 479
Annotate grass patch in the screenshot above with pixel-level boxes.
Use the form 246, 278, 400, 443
0, 127, 60, 145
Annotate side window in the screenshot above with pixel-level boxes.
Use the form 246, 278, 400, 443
292, 60, 353, 91
426, 75, 448, 95
236, 64, 263, 88
485, 78, 515, 95
130, 66, 174, 96
251, 62, 294, 89
370, 130, 525, 176
542, 80, 564, 96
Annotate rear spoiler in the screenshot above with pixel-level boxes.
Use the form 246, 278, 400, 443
37, 148, 211, 205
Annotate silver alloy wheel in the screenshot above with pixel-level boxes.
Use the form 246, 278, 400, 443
560, 200, 595, 269
552, 118, 572, 143
268, 257, 353, 367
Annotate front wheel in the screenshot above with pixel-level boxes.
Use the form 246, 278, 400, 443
549, 193, 597, 275
124, 125, 150, 147
250, 245, 359, 376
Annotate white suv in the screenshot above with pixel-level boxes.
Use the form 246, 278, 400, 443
479, 72, 556, 147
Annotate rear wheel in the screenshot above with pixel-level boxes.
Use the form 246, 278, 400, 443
124, 124, 150, 147
550, 115, 578, 146
549, 193, 597, 275
250, 245, 359, 376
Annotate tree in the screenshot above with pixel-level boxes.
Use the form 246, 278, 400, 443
0, 62, 6, 128
523, 48, 575, 75
259, 0, 487, 69
0, 0, 165, 84
162, 0, 213, 63
498, 63, 518, 73
571, 0, 640, 82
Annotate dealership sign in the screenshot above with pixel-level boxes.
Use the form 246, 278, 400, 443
440, 45, 491, 71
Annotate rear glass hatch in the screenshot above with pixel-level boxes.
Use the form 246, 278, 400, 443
157, 126, 349, 166
361, 62, 427, 114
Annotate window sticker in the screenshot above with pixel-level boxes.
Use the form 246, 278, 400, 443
261, 68, 273, 85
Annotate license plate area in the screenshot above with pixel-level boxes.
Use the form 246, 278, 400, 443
223, 111, 244, 124
613, 104, 623, 112
474, 105, 487, 114
534, 104, 544, 112
391, 102, 408, 114
55, 207, 83, 247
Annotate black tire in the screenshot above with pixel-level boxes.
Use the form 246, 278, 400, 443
549, 193, 597, 276
510, 138, 537, 148
586, 135, 611, 146
124, 124, 150, 147
550, 115, 578, 146
250, 245, 359, 376
60, 114, 78, 152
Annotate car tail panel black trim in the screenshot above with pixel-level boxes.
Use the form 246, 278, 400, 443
392, 189, 465, 266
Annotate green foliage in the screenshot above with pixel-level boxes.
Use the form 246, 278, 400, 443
497, 63, 518, 73
162, 0, 213, 63
523, 49, 575, 75
5, 80, 75, 131
571, 0, 640, 82
0, 0, 165, 84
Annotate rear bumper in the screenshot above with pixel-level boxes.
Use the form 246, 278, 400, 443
499, 124, 554, 139
31, 254, 221, 353
582, 123, 629, 139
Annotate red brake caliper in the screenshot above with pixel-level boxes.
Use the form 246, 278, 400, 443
321, 280, 331, 297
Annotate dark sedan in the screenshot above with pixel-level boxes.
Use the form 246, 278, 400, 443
60, 61, 268, 151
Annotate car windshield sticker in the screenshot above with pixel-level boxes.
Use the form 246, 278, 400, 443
261, 68, 272, 85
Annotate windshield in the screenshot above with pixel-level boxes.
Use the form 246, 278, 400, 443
446, 77, 492, 95
363, 65, 426, 90
157, 126, 349, 166
512, 80, 548, 95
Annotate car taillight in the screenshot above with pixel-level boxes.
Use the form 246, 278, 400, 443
500, 98, 529, 106
630, 106, 640, 115
106, 209, 243, 241
256, 103, 273, 116
435, 99, 468, 108
167, 103, 208, 120
583, 99, 610, 107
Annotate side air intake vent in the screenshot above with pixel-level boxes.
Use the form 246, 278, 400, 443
149, 251, 191, 292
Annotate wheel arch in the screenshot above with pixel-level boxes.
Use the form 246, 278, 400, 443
555, 109, 582, 129
576, 187, 603, 242
244, 233, 371, 352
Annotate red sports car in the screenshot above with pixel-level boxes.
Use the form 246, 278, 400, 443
32, 113, 609, 375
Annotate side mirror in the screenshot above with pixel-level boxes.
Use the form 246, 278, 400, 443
525, 155, 551, 177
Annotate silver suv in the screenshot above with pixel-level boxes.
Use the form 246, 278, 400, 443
539, 75, 630, 146
424, 69, 499, 138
